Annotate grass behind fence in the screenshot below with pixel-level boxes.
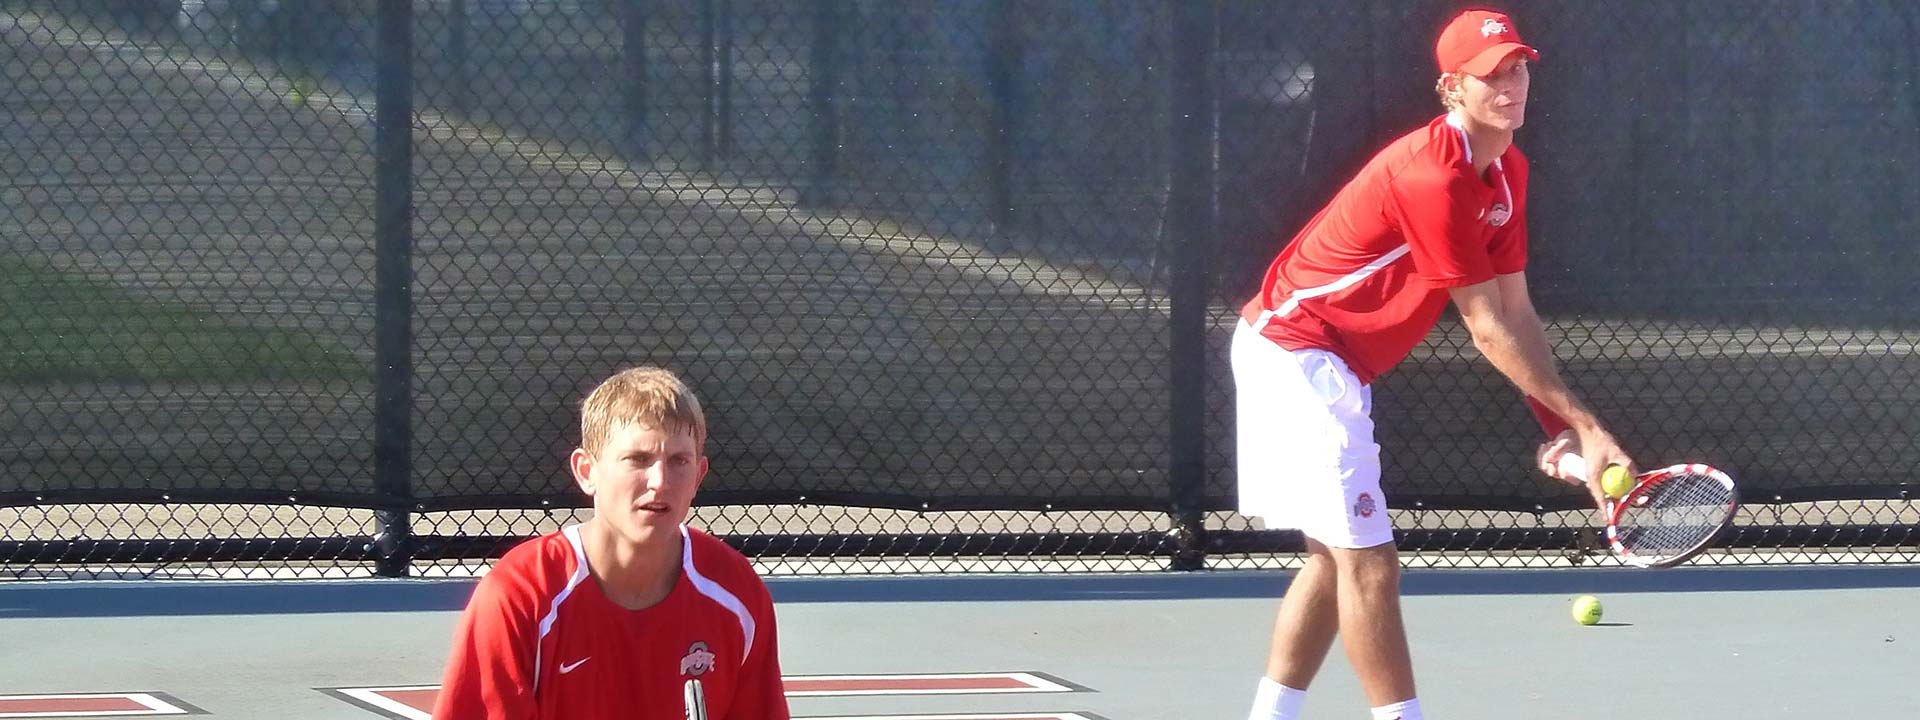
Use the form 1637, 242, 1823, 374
0, 255, 360, 384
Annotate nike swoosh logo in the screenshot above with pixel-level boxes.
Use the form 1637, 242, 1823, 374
559, 657, 590, 673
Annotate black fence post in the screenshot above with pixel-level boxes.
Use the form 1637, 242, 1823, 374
373, 0, 416, 578
448, 0, 470, 113
717, 0, 734, 158
1166, 0, 1218, 571
623, 0, 650, 162
803, 0, 840, 206
984, 0, 1018, 244
700, 0, 734, 165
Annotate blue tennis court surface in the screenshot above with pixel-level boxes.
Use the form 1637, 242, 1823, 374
3, 566, 1914, 718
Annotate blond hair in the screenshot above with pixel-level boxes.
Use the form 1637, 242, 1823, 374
578, 366, 708, 455
1435, 72, 1466, 111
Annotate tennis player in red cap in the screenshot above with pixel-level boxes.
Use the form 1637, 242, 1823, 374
1233, 9, 1637, 719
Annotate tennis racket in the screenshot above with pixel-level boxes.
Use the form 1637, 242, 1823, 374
1555, 451, 1739, 568
684, 678, 708, 720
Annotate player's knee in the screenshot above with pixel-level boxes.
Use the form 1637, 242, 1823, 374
1304, 537, 1336, 560
1332, 543, 1401, 590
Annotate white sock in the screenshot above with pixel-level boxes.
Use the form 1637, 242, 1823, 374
1370, 698, 1423, 720
1248, 676, 1307, 720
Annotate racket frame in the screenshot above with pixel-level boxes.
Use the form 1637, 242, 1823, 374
1557, 453, 1739, 568
1604, 462, 1739, 567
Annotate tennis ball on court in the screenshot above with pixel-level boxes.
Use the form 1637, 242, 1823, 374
1571, 595, 1603, 626
1600, 466, 1633, 499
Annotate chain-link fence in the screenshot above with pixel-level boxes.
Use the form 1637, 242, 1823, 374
3, 0, 1914, 579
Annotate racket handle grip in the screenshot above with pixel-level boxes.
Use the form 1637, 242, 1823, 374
1556, 451, 1588, 481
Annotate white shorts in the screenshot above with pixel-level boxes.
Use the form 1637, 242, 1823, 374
1230, 320, 1392, 549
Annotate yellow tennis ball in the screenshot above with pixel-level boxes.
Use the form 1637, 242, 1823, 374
289, 78, 313, 107
1571, 595, 1603, 625
1601, 465, 1633, 498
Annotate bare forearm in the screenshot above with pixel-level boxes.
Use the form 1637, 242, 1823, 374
1466, 314, 1599, 432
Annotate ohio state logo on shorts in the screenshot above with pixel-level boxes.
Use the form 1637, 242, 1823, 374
1352, 492, 1377, 518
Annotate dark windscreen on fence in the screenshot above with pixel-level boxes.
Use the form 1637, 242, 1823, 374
3, 1, 1913, 526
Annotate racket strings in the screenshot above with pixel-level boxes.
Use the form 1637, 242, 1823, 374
1616, 473, 1735, 557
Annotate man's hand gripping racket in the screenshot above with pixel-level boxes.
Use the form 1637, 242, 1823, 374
1552, 450, 1740, 568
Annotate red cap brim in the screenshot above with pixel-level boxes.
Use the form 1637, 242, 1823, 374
1460, 43, 1540, 77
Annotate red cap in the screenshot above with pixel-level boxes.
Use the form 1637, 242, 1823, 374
1435, 9, 1540, 77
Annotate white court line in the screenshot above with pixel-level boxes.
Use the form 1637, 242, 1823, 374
0, 693, 190, 718
326, 686, 435, 720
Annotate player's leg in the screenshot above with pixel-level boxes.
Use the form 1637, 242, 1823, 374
1230, 326, 1351, 720
1262, 537, 1337, 688
1282, 353, 1420, 719
1247, 536, 1336, 720
1328, 540, 1419, 715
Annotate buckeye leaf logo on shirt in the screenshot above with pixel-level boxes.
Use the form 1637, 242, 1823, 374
680, 641, 718, 677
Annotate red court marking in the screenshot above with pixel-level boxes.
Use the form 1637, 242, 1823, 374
789, 677, 1029, 693
0, 693, 190, 717
782, 673, 1076, 697
325, 672, 1082, 717
371, 690, 436, 712
326, 688, 1106, 720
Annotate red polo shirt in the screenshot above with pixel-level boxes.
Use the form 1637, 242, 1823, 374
1242, 114, 1531, 383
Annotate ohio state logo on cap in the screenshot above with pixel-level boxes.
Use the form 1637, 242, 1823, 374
1435, 9, 1540, 77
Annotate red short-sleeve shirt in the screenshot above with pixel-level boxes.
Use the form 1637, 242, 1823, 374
1241, 114, 1530, 384
432, 525, 788, 720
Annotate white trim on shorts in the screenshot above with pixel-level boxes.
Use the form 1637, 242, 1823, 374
1229, 321, 1394, 549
